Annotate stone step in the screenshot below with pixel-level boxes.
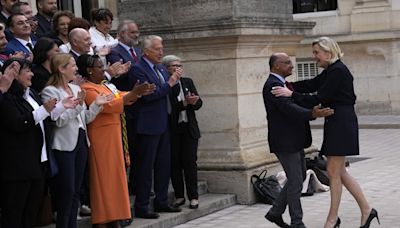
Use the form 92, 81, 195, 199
42, 193, 236, 228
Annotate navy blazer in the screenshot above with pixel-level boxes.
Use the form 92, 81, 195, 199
106, 44, 142, 91
4, 38, 36, 56
170, 77, 202, 139
129, 57, 172, 135
262, 74, 313, 154
0, 85, 57, 180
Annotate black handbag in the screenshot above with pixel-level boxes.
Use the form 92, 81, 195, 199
251, 170, 282, 204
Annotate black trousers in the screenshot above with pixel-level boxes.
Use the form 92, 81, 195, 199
269, 150, 306, 227
133, 130, 171, 213
1, 177, 45, 228
171, 122, 199, 200
53, 129, 88, 228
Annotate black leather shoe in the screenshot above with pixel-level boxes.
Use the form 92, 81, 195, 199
172, 198, 186, 208
265, 212, 291, 228
154, 206, 182, 213
134, 211, 160, 219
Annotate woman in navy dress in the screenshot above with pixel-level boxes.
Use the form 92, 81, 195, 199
272, 37, 378, 228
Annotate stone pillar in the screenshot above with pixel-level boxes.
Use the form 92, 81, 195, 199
118, 0, 315, 204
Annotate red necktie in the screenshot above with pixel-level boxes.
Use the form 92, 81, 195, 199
285, 81, 294, 91
129, 48, 139, 63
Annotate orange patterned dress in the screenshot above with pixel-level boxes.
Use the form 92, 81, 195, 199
80, 81, 131, 224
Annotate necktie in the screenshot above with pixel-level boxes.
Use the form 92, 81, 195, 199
153, 65, 164, 84
26, 42, 34, 53
121, 112, 130, 167
153, 65, 172, 114
129, 48, 139, 63
285, 81, 294, 91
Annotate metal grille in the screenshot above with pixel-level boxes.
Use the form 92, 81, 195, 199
297, 61, 318, 80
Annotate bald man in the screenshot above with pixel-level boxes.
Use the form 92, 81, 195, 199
262, 53, 333, 228
69, 28, 92, 60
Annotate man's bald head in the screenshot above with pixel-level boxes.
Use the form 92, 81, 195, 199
269, 52, 293, 77
69, 28, 91, 55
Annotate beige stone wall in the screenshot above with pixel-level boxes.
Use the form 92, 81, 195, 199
293, 0, 400, 114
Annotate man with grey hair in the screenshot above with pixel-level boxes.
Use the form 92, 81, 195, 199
69, 28, 92, 60
129, 35, 182, 219
106, 19, 141, 91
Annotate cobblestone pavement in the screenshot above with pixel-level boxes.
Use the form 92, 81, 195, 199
174, 129, 400, 228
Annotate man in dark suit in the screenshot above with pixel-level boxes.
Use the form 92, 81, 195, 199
0, 0, 17, 24
4, 14, 36, 56
34, 0, 58, 37
130, 35, 182, 219
262, 53, 333, 228
106, 19, 141, 91
106, 19, 142, 197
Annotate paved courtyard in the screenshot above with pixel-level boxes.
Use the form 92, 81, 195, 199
174, 129, 400, 228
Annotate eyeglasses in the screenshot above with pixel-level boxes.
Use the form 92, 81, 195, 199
277, 60, 292, 65
169, 64, 183, 68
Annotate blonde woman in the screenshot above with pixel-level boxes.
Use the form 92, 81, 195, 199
41, 53, 111, 228
272, 37, 378, 228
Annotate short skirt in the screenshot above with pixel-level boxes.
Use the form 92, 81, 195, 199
320, 105, 359, 156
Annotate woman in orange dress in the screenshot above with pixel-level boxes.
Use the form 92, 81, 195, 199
77, 54, 155, 228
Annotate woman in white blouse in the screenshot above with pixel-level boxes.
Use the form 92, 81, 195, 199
0, 58, 77, 228
41, 53, 111, 228
89, 8, 118, 53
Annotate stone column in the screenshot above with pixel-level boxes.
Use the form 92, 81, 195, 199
118, 0, 315, 204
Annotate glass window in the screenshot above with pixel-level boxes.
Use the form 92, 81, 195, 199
293, 0, 338, 14
296, 60, 319, 81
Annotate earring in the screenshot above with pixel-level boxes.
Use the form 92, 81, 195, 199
88, 71, 92, 75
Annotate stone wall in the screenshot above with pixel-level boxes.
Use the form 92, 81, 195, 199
294, 0, 400, 114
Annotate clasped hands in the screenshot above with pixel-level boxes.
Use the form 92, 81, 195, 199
124, 81, 156, 105
43, 90, 113, 113
271, 86, 334, 118
184, 92, 199, 106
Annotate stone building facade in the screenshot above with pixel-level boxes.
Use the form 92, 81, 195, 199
24, 0, 399, 204
293, 0, 400, 114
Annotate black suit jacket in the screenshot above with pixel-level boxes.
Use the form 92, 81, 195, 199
0, 84, 57, 180
0, 12, 7, 25
169, 77, 202, 139
34, 13, 52, 38
291, 60, 356, 107
262, 74, 313, 154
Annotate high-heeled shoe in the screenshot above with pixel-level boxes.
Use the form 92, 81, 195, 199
360, 208, 380, 228
334, 217, 341, 228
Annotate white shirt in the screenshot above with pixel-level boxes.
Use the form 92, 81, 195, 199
23, 88, 71, 162
119, 41, 137, 58
177, 80, 188, 123
60, 42, 94, 55
89, 26, 118, 52
15, 37, 34, 53
270, 72, 286, 84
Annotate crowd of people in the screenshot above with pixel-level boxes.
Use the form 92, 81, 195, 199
0, 1, 380, 228
0, 1, 203, 228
